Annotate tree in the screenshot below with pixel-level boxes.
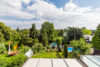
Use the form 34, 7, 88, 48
16, 27, 20, 32
92, 24, 100, 49
41, 22, 55, 43
10, 30, 20, 42
70, 38, 92, 55
0, 22, 11, 41
41, 28, 48, 47
30, 24, 38, 39
67, 27, 83, 43
63, 44, 68, 58
19, 29, 34, 46
82, 28, 92, 35
0, 32, 5, 42
58, 29, 64, 37
55, 37, 62, 52
29, 24, 38, 45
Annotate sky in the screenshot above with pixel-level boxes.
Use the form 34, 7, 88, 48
0, 0, 100, 30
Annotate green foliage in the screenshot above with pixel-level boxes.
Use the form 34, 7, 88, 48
19, 29, 35, 47
0, 53, 27, 67
41, 27, 48, 47
10, 30, 20, 42
0, 43, 6, 54
82, 28, 92, 35
30, 24, 38, 39
41, 22, 55, 46
21, 37, 33, 47
16, 27, 20, 32
32, 43, 44, 54
58, 29, 64, 37
55, 37, 62, 52
67, 27, 83, 43
63, 44, 68, 58
20, 46, 30, 53
0, 22, 11, 41
70, 38, 92, 55
0, 32, 5, 42
12, 53, 27, 67
92, 24, 100, 49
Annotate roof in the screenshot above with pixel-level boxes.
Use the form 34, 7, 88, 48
22, 58, 83, 67
81, 55, 100, 67
51, 43, 58, 45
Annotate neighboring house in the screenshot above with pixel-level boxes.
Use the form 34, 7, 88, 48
84, 35, 93, 43
63, 32, 67, 37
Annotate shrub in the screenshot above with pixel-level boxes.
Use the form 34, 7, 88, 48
0, 53, 28, 67
32, 43, 44, 54
20, 46, 30, 53
0, 43, 6, 54
63, 44, 68, 58
70, 38, 92, 56
0, 57, 7, 67
12, 53, 28, 67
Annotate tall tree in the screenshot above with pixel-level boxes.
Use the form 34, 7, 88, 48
67, 27, 83, 43
58, 29, 64, 37
30, 24, 38, 39
41, 22, 55, 44
92, 24, 100, 49
0, 22, 11, 41
16, 27, 20, 32
41, 25, 48, 47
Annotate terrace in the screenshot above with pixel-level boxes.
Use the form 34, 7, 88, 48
22, 58, 83, 67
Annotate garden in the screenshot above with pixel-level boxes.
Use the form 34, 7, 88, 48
0, 22, 100, 67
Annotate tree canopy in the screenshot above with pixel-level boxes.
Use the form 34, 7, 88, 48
82, 28, 92, 35
92, 24, 100, 49
67, 27, 83, 43
40, 22, 55, 47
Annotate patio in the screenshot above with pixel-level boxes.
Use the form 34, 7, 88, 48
22, 58, 83, 67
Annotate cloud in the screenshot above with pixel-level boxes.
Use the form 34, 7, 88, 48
0, 0, 100, 30
0, 0, 34, 19
27, 0, 99, 29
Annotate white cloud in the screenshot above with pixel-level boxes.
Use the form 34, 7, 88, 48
27, 0, 99, 29
0, 0, 100, 30
0, 0, 34, 19
23, 0, 31, 4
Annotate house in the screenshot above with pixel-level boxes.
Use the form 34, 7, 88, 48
84, 35, 93, 43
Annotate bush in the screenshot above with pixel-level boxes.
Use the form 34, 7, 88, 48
32, 43, 44, 54
63, 44, 68, 58
0, 53, 28, 67
12, 53, 28, 67
20, 46, 30, 53
0, 57, 7, 67
0, 43, 6, 54
70, 38, 92, 56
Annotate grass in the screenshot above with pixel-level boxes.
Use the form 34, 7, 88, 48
32, 52, 57, 58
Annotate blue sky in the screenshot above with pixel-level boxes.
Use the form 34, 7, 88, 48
0, 0, 100, 29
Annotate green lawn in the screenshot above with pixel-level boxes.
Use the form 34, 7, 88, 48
32, 52, 57, 58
